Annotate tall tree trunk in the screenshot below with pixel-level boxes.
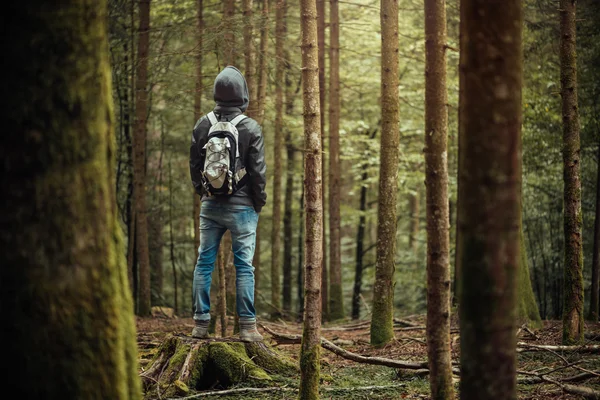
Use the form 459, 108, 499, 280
299, 0, 323, 396
298, 175, 306, 318
408, 191, 420, 264
282, 47, 296, 316
328, 0, 344, 321
133, 0, 152, 316
222, 0, 237, 66
256, 0, 270, 124
353, 168, 368, 320
589, 142, 600, 321
517, 218, 542, 328
370, 0, 400, 347
457, 0, 522, 398
317, 0, 329, 323
1, 1, 141, 397
424, 0, 454, 397
270, 0, 286, 319
560, 0, 584, 344
193, 0, 203, 259
244, 0, 257, 117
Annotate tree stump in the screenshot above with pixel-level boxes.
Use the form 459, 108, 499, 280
140, 334, 299, 399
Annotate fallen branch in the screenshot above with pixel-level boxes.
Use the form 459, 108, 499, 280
262, 324, 428, 370
171, 384, 408, 399
517, 342, 600, 354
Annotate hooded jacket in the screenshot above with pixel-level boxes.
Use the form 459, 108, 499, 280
190, 66, 267, 212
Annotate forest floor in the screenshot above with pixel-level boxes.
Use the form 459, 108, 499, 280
136, 313, 600, 400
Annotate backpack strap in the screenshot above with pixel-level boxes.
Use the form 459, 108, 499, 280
207, 111, 219, 126
230, 114, 247, 127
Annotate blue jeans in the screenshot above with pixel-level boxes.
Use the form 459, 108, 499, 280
193, 203, 259, 322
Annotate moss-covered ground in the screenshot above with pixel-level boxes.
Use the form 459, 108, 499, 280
137, 314, 599, 399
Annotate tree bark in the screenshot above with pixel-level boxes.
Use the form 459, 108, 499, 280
353, 167, 368, 320
0, 1, 141, 397
244, 0, 257, 117
270, 0, 286, 320
370, 0, 400, 347
560, 0, 584, 344
408, 191, 420, 265
133, 0, 152, 316
424, 0, 454, 397
222, 0, 237, 67
317, 0, 329, 322
328, 0, 344, 321
299, 0, 323, 396
256, 0, 270, 124
589, 142, 600, 321
193, 0, 203, 260
457, 0, 522, 398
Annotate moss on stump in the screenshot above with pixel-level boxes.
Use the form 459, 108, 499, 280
141, 334, 298, 399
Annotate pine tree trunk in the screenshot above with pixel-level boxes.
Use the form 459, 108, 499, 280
134, 0, 152, 316
317, 0, 329, 322
560, 0, 584, 344
270, 0, 286, 319
193, 0, 203, 260
408, 191, 420, 264
353, 169, 368, 320
298, 178, 306, 317
1, 1, 141, 397
424, 0, 454, 397
299, 0, 323, 396
222, 0, 236, 67
589, 142, 600, 321
457, 0, 522, 398
244, 0, 257, 116
517, 218, 542, 328
370, 0, 400, 347
328, 0, 344, 321
256, 0, 270, 124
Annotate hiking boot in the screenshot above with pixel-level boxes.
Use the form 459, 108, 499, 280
191, 319, 210, 339
239, 319, 263, 342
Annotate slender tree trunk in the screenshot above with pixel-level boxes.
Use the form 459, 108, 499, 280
298, 176, 306, 318
244, 0, 257, 117
517, 217, 542, 328
222, 0, 236, 66
169, 160, 179, 314
352, 169, 368, 320
256, 0, 270, 124
299, 0, 323, 396
457, 0, 522, 398
589, 142, 600, 321
424, 0, 454, 397
328, 0, 344, 321
133, 0, 152, 316
317, 0, 329, 323
270, 0, 286, 319
408, 191, 420, 264
1, 1, 141, 397
282, 47, 295, 316
370, 0, 400, 347
560, 0, 584, 344
193, 0, 203, 259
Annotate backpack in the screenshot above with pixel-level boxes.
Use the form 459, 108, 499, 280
200, 111, 248, 196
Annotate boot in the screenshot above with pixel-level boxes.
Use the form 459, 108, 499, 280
191, 319, 210, 339
239, 318, 263, 342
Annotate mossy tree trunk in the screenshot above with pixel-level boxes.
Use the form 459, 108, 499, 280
141, 336, 298, 398
328, 0, 344, 322
589, 143, 600, 321
560, 0, 584, 345
370, 0, 400, 347
0, 1, 141, 397
457, 0, 522, 398
424, 0, 454, 398
517, 217, 542, 328
133, 0, 152, 317
193, 0, 203, 261
299, 0, 323, 396
270, 0, 286, 320
317, 0, 330, 323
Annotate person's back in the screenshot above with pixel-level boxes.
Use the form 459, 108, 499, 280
189, 66, 267, 341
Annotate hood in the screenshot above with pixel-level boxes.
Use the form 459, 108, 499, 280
213, 66, 249, 112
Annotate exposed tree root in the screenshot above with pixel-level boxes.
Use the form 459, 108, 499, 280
140, 334, 298, 399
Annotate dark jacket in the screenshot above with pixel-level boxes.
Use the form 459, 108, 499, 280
190, 66, 267, 212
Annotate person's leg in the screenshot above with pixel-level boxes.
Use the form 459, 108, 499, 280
192, 206, 226, 335
226, 205, 262, 341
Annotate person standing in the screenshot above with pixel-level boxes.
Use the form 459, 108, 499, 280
189, 66, 267, 341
